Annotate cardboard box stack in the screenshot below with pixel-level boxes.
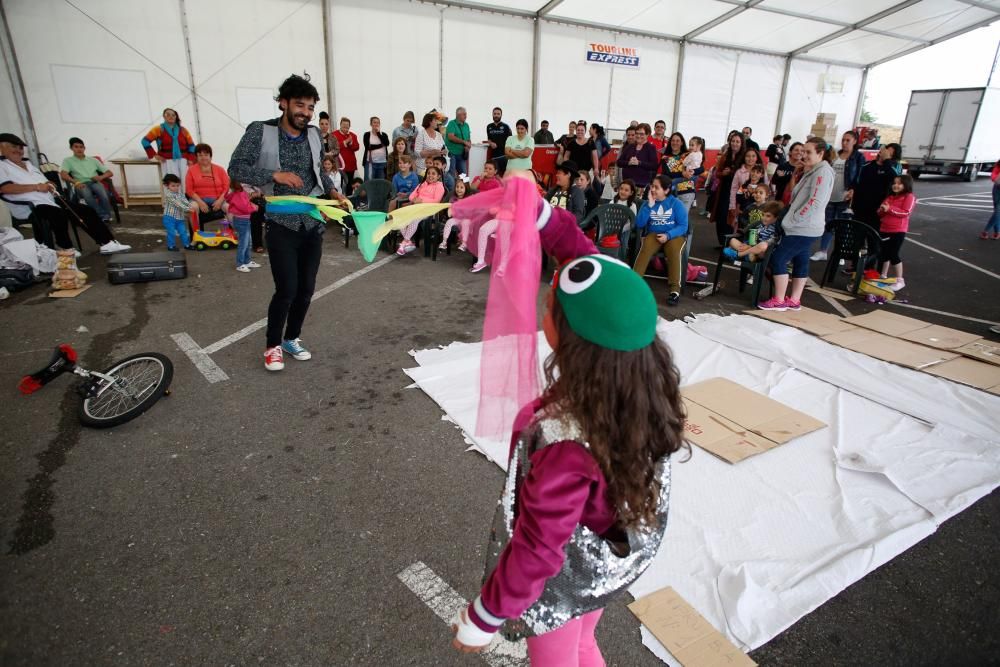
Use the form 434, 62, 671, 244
810, 112, 838, 143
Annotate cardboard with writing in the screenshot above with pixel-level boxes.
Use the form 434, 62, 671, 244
955, 340, 1000, 367
629, 587, 757, 667
682, 378, 826, 464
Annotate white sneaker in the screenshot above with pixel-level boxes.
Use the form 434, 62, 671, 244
72, 249, 82, 258
99, 240, 130, 254
889, 279, 905, 292
245, 260, 261, 268
810, 251, 828, 261
236, 264, 251, 273
746, 275, 754, 285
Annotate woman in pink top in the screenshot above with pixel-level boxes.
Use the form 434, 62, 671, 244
396, 165, 445, 255
878, 173, 916, 292
185, 144, 230, 230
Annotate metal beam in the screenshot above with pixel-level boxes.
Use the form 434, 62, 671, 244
854, 66, 870, 127
415, 0, 536, 20
177, 0, 202, 139
438, 7, 444, 109
0, 0, 37, 162
953, 0, 1000, 12
868, 13, 1000, 67
530, 17, 541, 130
790, 0, 922, 57
774, 56, 792, 136
322, 0, 336, 120
685, 0, 763, 41
536, 0, 563, 17
671, 41, 685, 130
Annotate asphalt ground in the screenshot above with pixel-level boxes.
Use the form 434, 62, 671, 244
1, 178, 998, 666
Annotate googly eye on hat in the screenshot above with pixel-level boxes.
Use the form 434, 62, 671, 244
555, 255, 658, 352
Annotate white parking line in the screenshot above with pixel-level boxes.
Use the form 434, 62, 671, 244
917, 191, 991, 202
920, 202, 992, 211
906, 238, 1000, 279
887, 301, 1000, 326
397, 561, 528, 667
173, 253, 397, 382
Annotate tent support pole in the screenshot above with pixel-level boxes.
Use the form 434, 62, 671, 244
438, 8, 445, 109
0, 1, 37, 162
323, 0, 336, 119
774, 56, 792, 136
853, 66, 870, 127
672, 41, 685, 130
177, 0, 202, 139
531, 17, 541, 131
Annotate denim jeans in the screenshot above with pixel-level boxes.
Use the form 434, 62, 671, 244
162, 214, 190, 249
985, 183, 1000, 234
449, 153, 467, 177
233, 217, 251, 266
365, 163, 387, 181
77, 182, 113, 221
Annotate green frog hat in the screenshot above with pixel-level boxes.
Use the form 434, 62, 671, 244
554, 255, 658, 352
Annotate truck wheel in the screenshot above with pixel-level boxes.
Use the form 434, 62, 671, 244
964, 165, 978, 182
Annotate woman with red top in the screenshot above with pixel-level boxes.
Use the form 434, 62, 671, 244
333, 117, 359, 182
878, 174, 917, 292
185, 144, 230, 230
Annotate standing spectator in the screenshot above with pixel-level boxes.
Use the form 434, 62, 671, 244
660, 132, 687, 184
362, 116, 390, 181
393, 111, 418, 154
141, 107, 196, 192
533, 120, 554, 145
811, 130, 866, 261
780, 142, 805, 206
227, 74, 337, 372
758, 137, 833, 311
561, 122, 600, 182
981, 158, 1000, 239
878, 174, 916, 291
445, 106, 473, 177
624, 126, 637, 147
505, 119, 534, 171
318, 111, 339, 159
333, 117, 359, 182
710, 131, 746, 245
742, 126, 760, 153
0, 133, 128, 254
773, 141, 801, 203
59, 137, 114, 223
414, 112, 447, 177
386, 137, 410, 180
184, 143, 230, 229
616, 123, 657, 191
590, 124, 610, 162
765, 134, 785, 179
556, 121, 576, 153
851, 143, 902, 229
486, 107, 512, 175
649, 120, 668, 155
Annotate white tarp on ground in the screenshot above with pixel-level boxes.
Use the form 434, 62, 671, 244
404, 314, 1000, 664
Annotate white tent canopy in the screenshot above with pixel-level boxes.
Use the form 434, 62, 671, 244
0, 0, 996, 178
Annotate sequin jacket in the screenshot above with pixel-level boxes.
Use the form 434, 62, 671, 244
468, 201, 672, 640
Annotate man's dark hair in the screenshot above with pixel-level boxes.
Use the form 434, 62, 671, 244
275, 73, 319, 105
162, 173, 181, 185
782, 133, 791, 140
69, 137, 84, 147
492, 107, 502, 113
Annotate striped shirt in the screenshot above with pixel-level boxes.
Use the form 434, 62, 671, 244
163, 190, 192, 220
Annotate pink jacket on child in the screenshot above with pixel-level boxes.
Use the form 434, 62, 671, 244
878, 193, 916, 233
409, 180, 445, 204
224, 190, 258, 218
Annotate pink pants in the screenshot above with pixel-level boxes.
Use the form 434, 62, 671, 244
401, 218, 425, 242
525, 609, 605, 667
476, 218, 499, 264
440, 217, 469, 246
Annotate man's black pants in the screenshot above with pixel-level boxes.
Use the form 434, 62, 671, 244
265, 222, 323, 348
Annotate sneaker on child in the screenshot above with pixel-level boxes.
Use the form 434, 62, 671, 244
888, 279, 906, 292
783, 298, 802, 311
246, 261, 261, 268
722, 247, 738, 261
264, 346, 284, 371
281, 338, 312, 361
470, 261, 488, 273
757, 297, 788, 311
810, 251, 827, 261
236, 264, 251, 273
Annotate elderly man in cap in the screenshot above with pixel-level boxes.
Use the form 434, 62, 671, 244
0, 133, 128, 254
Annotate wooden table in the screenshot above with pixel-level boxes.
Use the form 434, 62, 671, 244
109, 159, 164, 209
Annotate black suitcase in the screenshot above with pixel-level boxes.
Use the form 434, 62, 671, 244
106, 252, 187, 284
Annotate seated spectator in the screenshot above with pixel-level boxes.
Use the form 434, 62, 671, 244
0, 133, 129, 254
59, 137, 114, 223
471, 161, 502, 192
576, 170, 599, 217
184, 143, 230, 228
431, 155, 455, 192
389, 155, 419, 211
546, 161, 586, 224
631, 174, 688, 306
387, 137, 410, 180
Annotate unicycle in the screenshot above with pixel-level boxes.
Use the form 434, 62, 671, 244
19, 344, 173, 428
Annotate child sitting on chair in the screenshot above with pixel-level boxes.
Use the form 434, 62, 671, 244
348, 177, 367, 209
390, 155, 419, 212
432, 155, 456, 192
725, 199, 782, 262
439, 177, 473, 251
397, 165, 445, 255
612, 179, 637, 215
471, 161, 502, 192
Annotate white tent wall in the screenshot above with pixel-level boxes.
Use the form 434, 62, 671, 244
0, 43, 23, 143
441, 8, 533, 139
329, 0, 441, 142
185, 0, 328, 164
606, 35, 678, 132
780, 60, 865, 143
536, 21, 613, 133
4, 0, 196, 173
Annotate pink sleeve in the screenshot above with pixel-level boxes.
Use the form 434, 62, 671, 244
408, 184, 421, 202
539, 205, 597, 263
887, 193, 915, 217
478, 441, 602, 622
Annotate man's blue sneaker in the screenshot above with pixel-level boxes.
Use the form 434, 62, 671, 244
281, 338, 312, 361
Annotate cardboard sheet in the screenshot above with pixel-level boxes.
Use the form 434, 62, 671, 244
822, 328, 958, 370
682, 378, 826, 463
844, 310, 982, 350
748, 307, 857, 337
923, 356, 1000, 392
805, 285, 855, 302
48, 284, 92, 298
956, 340, 1000, 367
629, 588, 756, 667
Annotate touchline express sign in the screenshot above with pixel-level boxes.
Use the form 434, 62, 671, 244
586, 42, 640, 67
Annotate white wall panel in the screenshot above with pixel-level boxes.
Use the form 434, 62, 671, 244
728, 52, 784, 146
6, 0, 192, 163
676, 44, 739, 145
441, 8, 533, 142
330, 0, 441, 142
536, 21, 614, 133
606, 37, 678, 131
780, 59, 864, 142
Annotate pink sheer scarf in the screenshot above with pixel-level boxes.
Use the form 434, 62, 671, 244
451, 177, 543, 441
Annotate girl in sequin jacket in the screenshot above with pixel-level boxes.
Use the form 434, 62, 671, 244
451, 191, 689, 665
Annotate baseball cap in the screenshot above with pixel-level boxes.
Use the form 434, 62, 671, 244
0, 133, 27, 146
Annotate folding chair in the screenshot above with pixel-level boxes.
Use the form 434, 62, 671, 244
350, 178, 391, 251
710, 233, 775, 307
586, 204, 635, 263
821, 219, 882, 294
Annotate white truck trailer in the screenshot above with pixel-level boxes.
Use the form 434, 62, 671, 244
900, 86, 1000, 182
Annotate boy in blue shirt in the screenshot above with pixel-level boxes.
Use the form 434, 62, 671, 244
390, 155, 419, 211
